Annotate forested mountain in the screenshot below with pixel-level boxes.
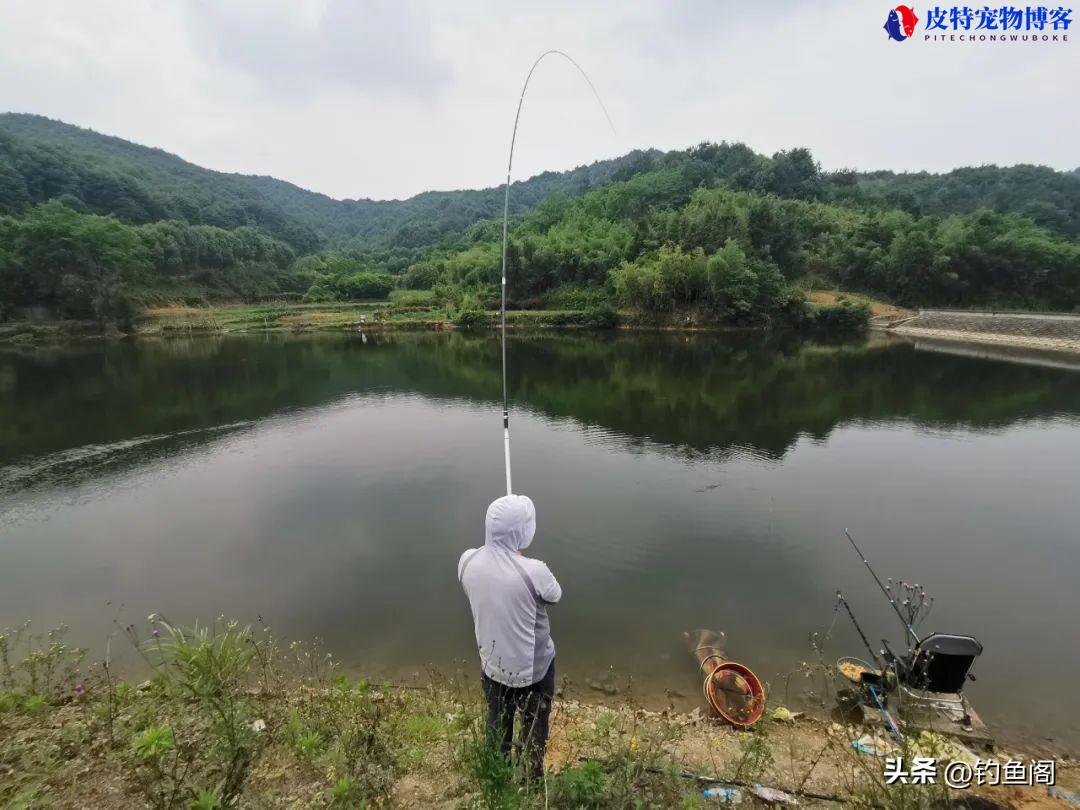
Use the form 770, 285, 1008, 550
827, 164, 1080, 238
1, 112, 1078, 326
0, 113, 661, 250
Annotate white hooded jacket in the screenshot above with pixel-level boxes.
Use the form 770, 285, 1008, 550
458, 495, 562, 687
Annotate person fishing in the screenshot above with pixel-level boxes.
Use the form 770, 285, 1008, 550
457, 494, 561, 779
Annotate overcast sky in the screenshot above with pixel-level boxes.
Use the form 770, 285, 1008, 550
1, 0, 1077, 201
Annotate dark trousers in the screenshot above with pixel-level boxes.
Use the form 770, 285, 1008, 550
480, 660, 555, 778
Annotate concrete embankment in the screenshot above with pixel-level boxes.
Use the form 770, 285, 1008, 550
884, 309, 1080, 354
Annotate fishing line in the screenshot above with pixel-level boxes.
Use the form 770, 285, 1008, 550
499, 50, 616, 494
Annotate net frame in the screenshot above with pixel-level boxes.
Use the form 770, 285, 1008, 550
699, 655, 766, 728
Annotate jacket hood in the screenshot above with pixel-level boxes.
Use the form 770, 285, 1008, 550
484, 494, 536, 552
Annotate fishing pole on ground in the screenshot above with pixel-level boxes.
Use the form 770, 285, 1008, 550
497, 50, 615, 494
575, 757, 845, 804
867, 682, 904, 744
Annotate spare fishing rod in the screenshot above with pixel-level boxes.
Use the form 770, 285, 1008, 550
497, 50, 615, 494
843, 529, 919, 645
835, 590, 904, 744
835, 590, 881, 668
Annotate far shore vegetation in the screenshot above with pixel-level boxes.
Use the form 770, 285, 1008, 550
1, 288, 880, 345
3, 114, 1080, 337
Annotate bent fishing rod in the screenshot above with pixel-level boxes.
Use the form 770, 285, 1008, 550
843, 529, 920, 645
498, 50, 615, 494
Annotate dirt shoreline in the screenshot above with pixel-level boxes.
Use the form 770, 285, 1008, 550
3, 616, 1076, 807
3, 679, 1076, 808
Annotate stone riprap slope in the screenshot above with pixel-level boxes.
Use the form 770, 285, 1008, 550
892, 309, 1080, 353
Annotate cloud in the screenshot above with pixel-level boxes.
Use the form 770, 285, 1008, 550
0, 0, 1076, 200
183, 0, 451, 100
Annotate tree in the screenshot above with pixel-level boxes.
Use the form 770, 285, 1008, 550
758, 148, 822, 200
332, 272, 394, 300
7, 201, 150, 323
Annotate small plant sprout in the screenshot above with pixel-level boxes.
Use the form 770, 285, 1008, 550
132, 724, 175, 761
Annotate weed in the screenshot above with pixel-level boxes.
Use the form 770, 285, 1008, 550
732, 730, 774, 782
132, 725, 176, 761
548, 760, 605, 808
189, 788, 223, 810
328, 775, 371, 808
400, 712, 443, 769
295, 728, 324, 760
0, 622, 86, 701
141, 618, 265, 803
463, 735, 519, 810
0, 690, 20, 713
294, 674, 402, 803
5, 785, 46, 810
571, 700, 690, 808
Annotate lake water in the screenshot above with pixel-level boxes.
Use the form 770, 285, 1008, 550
2, 331, 1078, 747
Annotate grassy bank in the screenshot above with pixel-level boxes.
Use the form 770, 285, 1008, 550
0, 287, 879, 343
134, 294, 871, 338
134, 302, 619, 337
1, 619, 1074, 809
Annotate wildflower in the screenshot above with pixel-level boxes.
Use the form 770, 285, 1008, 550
74, 681, 84, 695
251, 718, 266, 732
152, 629, 160, 637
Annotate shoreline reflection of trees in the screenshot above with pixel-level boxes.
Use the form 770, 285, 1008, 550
3, 333, 1079, 481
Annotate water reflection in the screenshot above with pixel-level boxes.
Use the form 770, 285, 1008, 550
4, 331, 1079, 469
1, 331, 1078, 746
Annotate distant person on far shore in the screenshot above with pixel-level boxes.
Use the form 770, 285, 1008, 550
457, 494, 561, 779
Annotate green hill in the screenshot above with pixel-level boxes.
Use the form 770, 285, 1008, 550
0, 113, 663, 251
1, 112, 1078, 326
827, 164, 1080, 238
